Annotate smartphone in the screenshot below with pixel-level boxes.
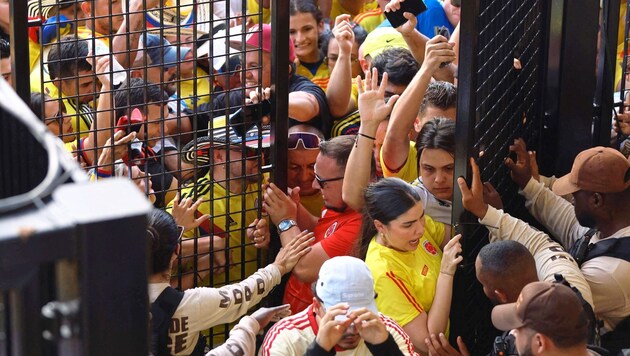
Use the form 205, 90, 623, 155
229, 100, 272, 138
435, 26, 452, 68
384, 0, 428, 28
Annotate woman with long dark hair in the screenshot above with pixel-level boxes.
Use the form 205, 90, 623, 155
356, 178, 462, 353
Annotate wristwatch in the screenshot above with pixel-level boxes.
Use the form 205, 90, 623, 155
278, 219, 297, 233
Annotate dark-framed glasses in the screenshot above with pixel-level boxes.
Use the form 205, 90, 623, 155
314, 173, 344, 188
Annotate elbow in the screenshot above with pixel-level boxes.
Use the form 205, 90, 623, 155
329, 104, 349, 119
342, 191, 363, 213
293, 264, 317, 283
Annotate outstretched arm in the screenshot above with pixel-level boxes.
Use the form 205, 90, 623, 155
381, 35, 456, 173
343, 68, 398, 211
326, 14, 357, 118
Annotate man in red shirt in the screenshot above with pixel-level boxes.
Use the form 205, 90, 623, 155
264, 135, 374, 313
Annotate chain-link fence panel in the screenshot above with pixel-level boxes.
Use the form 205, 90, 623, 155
452, 0, 546, 353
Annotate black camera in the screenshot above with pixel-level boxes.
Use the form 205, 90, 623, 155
491, 332, 518, 356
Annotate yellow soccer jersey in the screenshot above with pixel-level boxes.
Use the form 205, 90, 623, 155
29, 39, 42, 73
247, 0, 271, 24
380, 141, 418, 183
29, 76, 94, 137
365, 215, 445, 327
296, 60, 330, 91
179, 67, 211, 109
354, 8, 385, 33
300, 192, 324, 217
330, 0, 378, 20
170, 173, 263, 287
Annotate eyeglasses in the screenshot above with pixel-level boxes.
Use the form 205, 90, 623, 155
314, 173, 344, 188
288, 132, 321, 150
451, 0, 461, 7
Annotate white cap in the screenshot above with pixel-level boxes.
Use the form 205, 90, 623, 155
315, 256, 379, 320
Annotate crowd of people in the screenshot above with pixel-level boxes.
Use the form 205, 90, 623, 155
1, 0, 630, 355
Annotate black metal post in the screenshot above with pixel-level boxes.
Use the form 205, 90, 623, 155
271, 0, 290, 191
541, 0, 599, 174
8, 0, 30, 102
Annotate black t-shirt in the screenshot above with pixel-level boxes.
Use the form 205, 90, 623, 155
207, 74, 331, 138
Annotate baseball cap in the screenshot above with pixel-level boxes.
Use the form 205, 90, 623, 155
552, 147, 630, 196
360, 27, 409, 60
197, 27, 242, 71
145, 0, 196, 36
492, 281, 588, 343
315, 256, 379, 320
141, 34, 191, 69
229, 24, 297, 63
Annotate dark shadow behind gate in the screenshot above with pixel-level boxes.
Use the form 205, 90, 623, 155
452, 0, 602, 353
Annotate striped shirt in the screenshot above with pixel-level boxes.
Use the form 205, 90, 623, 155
260, 305, 417, 355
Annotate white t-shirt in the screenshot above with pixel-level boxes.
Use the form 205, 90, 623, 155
410, 177, 452, 225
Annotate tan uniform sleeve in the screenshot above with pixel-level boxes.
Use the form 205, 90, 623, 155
520, 177, 589, 249
479, 206, 594, 307
206, 316, 259, 356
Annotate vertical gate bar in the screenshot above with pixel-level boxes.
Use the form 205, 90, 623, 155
8, 0, 30, 101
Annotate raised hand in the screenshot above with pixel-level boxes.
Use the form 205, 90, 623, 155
421, 35, 456, 75
93, 55, 113, 88
440, 234, 463, 276
262, 182, 298, 226
394, 10, 419, 36
251, 304, 292, 329
357, 67, 399, 128
351, 308, 388, 345
171, 193, 210, 232
247, 218, 271, 248
315, 303, 354, 351
332, 14, 354, 56
457, 157, 489, 218
504, 138, 533, 189
482, 182, 504, 211
272, 230, 315, 275
96, 129, 136, 171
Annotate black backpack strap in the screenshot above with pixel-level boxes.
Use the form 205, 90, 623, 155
553, 274, 601, 346
151, 287, 185, 356
568, 228, 597, 267
583, 236, 630, 264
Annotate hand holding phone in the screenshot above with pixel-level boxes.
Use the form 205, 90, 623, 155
435, 26, 452, 68
384, 0, 427, 28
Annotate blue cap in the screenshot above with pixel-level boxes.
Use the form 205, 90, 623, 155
143, 34, 191, 69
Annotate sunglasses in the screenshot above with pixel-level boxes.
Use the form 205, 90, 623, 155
288, 132, 321, 150
314, 173, 344, 188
